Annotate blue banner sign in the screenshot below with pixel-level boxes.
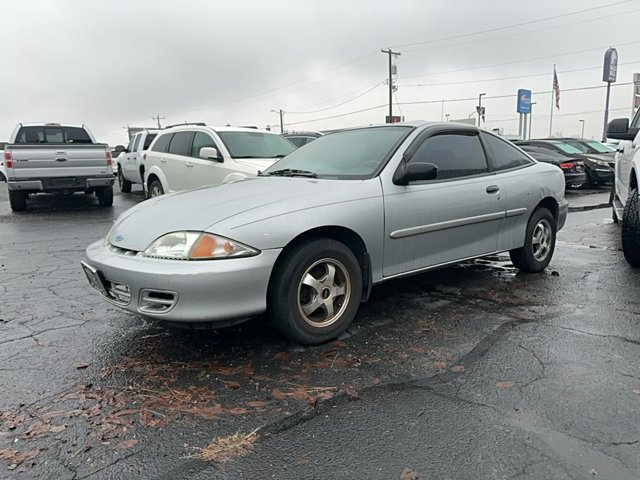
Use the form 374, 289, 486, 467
517, 89, 532, 114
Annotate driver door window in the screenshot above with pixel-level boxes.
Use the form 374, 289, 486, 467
409, 132, 488, 180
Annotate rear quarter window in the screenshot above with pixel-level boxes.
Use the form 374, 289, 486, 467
150, 133, 173, 153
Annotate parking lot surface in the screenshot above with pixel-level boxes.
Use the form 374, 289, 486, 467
1, 185, 639, 479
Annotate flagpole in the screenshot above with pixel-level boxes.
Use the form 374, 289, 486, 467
549, 64, 555, 137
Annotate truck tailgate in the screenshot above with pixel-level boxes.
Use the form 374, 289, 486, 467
7, 144, 111, 179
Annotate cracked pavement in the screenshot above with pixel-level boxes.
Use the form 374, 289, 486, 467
1, 184, 639, 479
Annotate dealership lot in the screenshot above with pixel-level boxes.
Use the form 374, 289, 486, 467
1, 185, 639, 479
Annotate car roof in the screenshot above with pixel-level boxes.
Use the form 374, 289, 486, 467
163, 125, 278, 135
17, 122, 85, 128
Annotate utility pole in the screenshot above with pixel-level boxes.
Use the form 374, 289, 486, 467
445, 114, 450, 122
271, 109, 285, 133
477, 93, 486, 127
151, 114, 165, 129
381, 48, 401, 123
579, 119, 585, 138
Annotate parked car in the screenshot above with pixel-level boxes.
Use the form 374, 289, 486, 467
516, 139, 613, 187
116, 130, 158, 193
550, 138, 616, 157
607, 115, 640, 266
4, 123, 114, 211
143, 124, 296, 197
517, 144, 586, 188
82, 122, 567, 344
282, 131, 323, 148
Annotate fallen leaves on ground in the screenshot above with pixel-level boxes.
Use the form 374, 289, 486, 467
450, 365, 465, 373
400, 466, 420, 479
191, 430, 258, 463
496, 381, 514, 389
0, 447, 46, 471
632, 389, 640, 396
271, 386, 337, 406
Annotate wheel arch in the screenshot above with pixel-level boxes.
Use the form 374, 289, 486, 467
630, 168, 638, 191
535, 196, 558, 222
144, 165, 168, 194
268, 225, 373, 302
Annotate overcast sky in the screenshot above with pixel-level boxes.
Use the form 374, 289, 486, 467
2, 0, 639, 145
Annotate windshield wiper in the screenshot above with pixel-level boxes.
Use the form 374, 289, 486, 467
261, 168, 318, 178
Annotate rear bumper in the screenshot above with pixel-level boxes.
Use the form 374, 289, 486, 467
563, 172, 587, 188
8, 176, 114, 192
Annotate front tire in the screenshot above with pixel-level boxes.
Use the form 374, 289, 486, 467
96, 186, 113, 207
8, 190, 27, 211
118, 168, 132, 193
268, 238, 362, 345
621, 188, 640, 267
510, 207, 556, 273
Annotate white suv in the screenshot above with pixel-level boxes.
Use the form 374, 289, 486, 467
143, 124, 296, 197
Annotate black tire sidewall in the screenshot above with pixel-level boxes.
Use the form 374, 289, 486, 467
269, 239, 362, 345
512, 207, 556, 272
622, 188, 640, 267
118, 168, 132, 193
149, 179, 163, 197
8, 190, 26, 211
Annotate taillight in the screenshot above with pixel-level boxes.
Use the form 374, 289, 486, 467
105, 151, 112, 167
4, 151, 12, 168
559, 162, 574, 170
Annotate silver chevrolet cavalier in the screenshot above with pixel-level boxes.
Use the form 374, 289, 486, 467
82, 122, 568, 344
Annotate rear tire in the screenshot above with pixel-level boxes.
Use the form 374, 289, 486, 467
268, 238, 362, 345
510, 207, 556, 273
118, 168, 132, 193
621, 188, 640, 267
8, 190, 27, 211
96, 186, 113, 207
148, 178, 164, 198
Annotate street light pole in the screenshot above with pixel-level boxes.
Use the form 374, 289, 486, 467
579, 119, 585, 138
477, 93, 486, 127
529, 102, 537, 139
445, 114, 450, 122
271, 109, 284, 133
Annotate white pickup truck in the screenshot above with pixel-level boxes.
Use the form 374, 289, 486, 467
4, 123, 114, 211
116, 129, 158, 193
607, 114, 640, 266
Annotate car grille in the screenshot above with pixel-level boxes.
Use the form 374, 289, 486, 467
139, 289, 178, 314
106, 281, 131, 305
108, 244, 139, 256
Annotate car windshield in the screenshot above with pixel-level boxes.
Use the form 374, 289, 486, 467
263, 126, 413, 179
217, 131, 296, 158
585, 140, 615, 153
554, 142, 584, 154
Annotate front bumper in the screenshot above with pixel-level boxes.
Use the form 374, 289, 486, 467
585, 165, 614, 183
8, 176, 114, 192
83, 240, 282, 323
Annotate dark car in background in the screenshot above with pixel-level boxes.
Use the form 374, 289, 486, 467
282, 131, 323, 148
516, 139, 613, 187
518, 144, 587, 189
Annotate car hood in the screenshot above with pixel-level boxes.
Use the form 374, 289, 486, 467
581, 153, 614, 163
107, 177, 375, 252
234, 157, 279, 170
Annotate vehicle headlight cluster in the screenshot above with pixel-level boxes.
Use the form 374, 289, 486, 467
590, 158, 611, 167
143, 231, 259, 260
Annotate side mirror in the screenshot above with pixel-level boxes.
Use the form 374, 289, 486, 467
113, 145, 125, 154
607, 118, 636, 141
393, 162, 438, 186
200, 147, 222, 162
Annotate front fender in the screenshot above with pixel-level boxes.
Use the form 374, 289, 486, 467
222, 172, 250, 184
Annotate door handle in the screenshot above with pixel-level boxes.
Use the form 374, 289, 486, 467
486, 185, 500, 194
160, 159, 167, 163
185, 162, 194, 168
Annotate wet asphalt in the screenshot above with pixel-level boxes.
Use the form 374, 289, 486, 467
0, 183, 638, 479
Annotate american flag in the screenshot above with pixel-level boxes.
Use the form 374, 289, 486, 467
553, 67, 560, 110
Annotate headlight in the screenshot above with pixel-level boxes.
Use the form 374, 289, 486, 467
590, 158, 610, 167
143, 231, 259, 260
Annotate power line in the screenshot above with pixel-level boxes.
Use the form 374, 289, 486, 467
402, 40, 640, 80
391, 0, 635, 49
286, 82, 384, 114
284, 104, 387, 127
400, 6, 640, 55
399, 60, 640, 88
